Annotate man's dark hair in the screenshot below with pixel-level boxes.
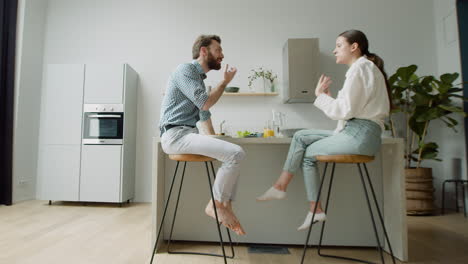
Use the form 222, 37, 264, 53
192, 35, 221, 59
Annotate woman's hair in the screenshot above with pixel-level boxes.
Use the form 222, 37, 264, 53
339, 29, 393, 110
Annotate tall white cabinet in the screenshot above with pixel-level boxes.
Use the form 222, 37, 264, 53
37, 64, 137, 204
84, 64, 125, 104
37, 65, 84, 201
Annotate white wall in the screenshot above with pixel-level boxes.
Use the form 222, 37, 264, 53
430, 0, 465, 208
39, 0, 437, 202
13, 0, 48, 202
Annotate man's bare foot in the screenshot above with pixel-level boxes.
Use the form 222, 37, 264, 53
205, 200, 246, 235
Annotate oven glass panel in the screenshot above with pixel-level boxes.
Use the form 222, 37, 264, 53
84, 113, 123, 139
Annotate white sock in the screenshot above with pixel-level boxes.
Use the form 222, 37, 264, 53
256, 187, 286, 201
297, 211, 327, 231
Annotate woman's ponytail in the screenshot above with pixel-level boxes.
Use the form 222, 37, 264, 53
365, 52, 394, 111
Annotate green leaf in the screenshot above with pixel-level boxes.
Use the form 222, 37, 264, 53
445, 116, 458, 126
388, 74, 398, 86
421, 76, 435, 87
412, 93, 431, 106
448, 88, 463, 93
438, 105, 463, 112
450, 94, 468, 101
408, 116, 425, 136
416, 107, 442, 122
440, 73, 459, 84
421, 151, 438, 160
435, 82, 452, 94
396, 65, 418, 82
420, 142, 438, 149
397, 80, 409, 88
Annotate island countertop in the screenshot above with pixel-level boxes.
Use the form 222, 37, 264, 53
151, 136, 407, 261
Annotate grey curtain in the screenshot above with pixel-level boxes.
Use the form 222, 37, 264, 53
458, 1, 468, 171
0, 0, 18, 206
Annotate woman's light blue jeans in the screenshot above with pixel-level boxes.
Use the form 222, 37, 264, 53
283, 119, 382, 201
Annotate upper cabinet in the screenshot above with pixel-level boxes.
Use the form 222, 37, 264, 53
40, 64, 85, 145
282, 38, 320, 103
84, 64, 125, 104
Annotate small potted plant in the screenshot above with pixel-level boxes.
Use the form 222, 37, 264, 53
247, 67, 277, 93
387, 64, 467, 215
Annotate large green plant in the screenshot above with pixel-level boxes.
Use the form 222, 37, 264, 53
388, 65, 467, 168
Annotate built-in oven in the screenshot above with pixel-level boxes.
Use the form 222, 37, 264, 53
82, 104, 124, 145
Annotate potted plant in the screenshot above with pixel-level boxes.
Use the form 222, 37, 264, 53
247, 67, 277, 93
387, 65, 467, 215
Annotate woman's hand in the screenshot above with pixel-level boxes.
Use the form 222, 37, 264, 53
315, 74, 332, 97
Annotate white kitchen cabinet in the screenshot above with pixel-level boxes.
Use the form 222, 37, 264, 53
38, 64, 137, 204
80, 145, 122, 202
84, 64, 125, 104
37, 145, 81, 201
39, 64, 84, 145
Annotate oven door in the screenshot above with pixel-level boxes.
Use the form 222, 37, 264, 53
82, 112, 124, 144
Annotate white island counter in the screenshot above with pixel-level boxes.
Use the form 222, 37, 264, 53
152, 137, 407, 261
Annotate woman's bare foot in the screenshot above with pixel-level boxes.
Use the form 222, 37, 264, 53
297, 201, 327, 231
310, 201, 324, 214
273, 171, 294, 191
205, 200, 246, 236
256, 186, 286, 201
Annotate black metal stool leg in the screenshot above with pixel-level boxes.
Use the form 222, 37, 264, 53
167, 162, 187, 253
462, 181, 467, 218
210, 162, 235, 258
301, 162, 329, 264
317, 163, 337, 256
150, 161, 181, 264
316, 163, 377, 264
442, 180, 447, 215
363, 163, 396, 264
456, 181, 460, 212
164, 161, 233, 261
358, 163, 385, 264
205, 161, 228, 264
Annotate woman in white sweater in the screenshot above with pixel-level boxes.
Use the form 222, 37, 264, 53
257, 29, 391, 230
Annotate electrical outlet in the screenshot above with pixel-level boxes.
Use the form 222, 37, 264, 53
19, 178, 29, 185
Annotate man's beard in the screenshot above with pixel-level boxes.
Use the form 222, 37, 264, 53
207, 52, 221, 70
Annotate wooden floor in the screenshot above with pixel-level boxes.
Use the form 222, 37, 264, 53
1, 200, 467, 264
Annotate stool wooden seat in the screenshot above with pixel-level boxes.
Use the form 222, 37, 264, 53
168, 154, 215, 162
316, 155, 374, 164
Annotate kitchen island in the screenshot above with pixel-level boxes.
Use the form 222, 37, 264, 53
151, 137, 407, 261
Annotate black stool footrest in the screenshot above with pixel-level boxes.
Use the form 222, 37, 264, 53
167, 250, 234, 259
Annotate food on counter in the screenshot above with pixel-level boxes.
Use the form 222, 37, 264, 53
236, 131, 262, 138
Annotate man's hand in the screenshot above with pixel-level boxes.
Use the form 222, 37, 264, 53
315, 74, 332, 97
223, 64, 237, 85
202, 63, 238, 111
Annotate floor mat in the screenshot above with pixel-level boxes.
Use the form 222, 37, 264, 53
247, 244, 290, 254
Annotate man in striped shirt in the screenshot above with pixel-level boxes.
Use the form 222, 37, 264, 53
159, 35, 246, 235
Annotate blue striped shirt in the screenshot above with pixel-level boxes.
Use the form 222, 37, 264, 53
159, 60, 212, 133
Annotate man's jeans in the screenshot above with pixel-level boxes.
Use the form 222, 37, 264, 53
161, 126, 245, 202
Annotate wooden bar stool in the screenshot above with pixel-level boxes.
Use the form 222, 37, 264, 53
150, 154, 235, 264
300, 155, 396, 264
